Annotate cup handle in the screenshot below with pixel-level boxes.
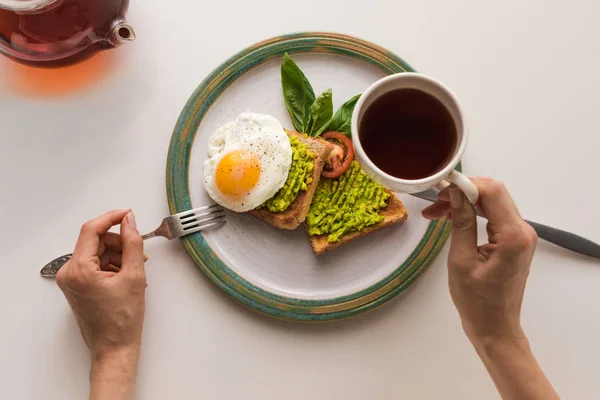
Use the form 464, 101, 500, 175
441, 170, 479, 204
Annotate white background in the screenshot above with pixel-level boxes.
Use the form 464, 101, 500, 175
1, 0, 600, 398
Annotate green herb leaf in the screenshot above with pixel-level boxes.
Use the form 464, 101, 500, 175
329, 94, 361, 137
306, 89, 334, 137
281, 53, 315, 133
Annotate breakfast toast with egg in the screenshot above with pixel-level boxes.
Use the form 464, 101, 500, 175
250, 130, 333, 230
308, 190, 408, 256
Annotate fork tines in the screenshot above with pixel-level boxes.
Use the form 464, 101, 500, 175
177, 204, 226, 233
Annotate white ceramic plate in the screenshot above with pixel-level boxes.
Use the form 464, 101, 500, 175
166, 33, 451, 321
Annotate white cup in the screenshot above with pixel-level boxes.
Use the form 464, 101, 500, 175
351, 73, 479, 204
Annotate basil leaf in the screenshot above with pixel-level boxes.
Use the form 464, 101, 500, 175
281, 53, 315, 132
329, 94, 361, 137
306, 89, 334, 137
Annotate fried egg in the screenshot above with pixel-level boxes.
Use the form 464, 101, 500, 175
203, 112, 292, 212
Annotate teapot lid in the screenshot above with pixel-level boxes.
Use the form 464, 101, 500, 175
0, 0, 59, 12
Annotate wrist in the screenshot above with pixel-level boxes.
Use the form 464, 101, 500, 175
90, 346, 140, 400
91, 343, 140, 368
470, 331, 561, 400
90, 345, 140, 385
464, 321, 527, 350
471, 331, 531, 362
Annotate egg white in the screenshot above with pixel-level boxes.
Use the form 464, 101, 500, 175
203, 112, 292, 212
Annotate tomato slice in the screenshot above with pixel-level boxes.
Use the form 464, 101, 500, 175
321, 131, 355, 179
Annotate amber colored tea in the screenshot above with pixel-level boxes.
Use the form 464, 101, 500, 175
359, 88, 457, 180
0, 0, 129, 67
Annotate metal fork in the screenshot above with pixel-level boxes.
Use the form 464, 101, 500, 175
40, 204, 226, 278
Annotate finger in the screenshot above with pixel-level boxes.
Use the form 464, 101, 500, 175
471, 178, 522, 230
98, 232, 122, 255
421, 200, 451, 220
437, 187, 451, 202
98, 253, 147, 271
478, 243, 497, 261
448, 187, 478, 269
73, 209, 130, 260
120, 212, 145, 278
99, 251, 123, 269
55, 260, 71, 291
103, 264, 121, 273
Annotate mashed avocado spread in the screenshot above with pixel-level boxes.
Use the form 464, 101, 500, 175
261, 135, 315, 212
307, 161, 390, 243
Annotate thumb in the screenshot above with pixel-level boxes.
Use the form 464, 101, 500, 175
120, 212, 145, 277
448, 187, 478, 269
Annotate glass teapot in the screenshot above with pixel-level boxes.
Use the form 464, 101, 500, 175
0, 0, 134, 66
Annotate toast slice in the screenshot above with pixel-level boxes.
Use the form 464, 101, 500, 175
308, 191, 408, 255
250, 130, 333, 230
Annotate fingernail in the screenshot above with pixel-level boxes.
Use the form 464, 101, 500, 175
144, 254, 149, 262
449, 188, 464, 210
126, 212, 137, 229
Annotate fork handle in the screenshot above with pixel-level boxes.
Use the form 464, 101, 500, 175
40, 254, 74, 278
142, 231, 158, 240
40, 234, 158, 278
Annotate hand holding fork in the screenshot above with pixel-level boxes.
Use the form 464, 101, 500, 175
40, 204, 226, 277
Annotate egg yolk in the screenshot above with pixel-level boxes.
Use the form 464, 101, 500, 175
216, 150, 261, 198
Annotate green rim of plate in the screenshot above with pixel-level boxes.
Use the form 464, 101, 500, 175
166, 32, 453, 322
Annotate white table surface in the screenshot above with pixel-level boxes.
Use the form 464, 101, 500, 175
1, 0, 600, 398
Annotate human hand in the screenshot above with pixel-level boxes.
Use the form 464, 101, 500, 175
56, 210, 146, 400
422, 178, 538, 347
57, 209, 146, 358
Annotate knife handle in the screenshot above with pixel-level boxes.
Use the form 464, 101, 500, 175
412, 191, 600, 259
524, 220, 600, 259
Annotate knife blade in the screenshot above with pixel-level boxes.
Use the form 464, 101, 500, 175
412, 190, 600, 259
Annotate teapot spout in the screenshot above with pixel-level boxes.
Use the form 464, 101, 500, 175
108, 22, 136, 47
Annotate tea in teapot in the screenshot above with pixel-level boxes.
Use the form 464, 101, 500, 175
0, 0, 134, 67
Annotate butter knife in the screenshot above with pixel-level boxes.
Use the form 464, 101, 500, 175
412, 190, 600, 259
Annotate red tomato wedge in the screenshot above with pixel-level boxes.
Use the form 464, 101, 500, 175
321, 131, 355, 179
